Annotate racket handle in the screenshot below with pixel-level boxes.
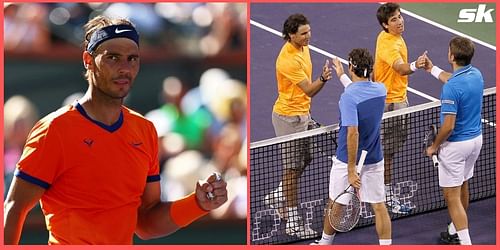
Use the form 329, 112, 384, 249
356, 150, 368, 173
432, 155, 439, 168
207, 172, 222, 200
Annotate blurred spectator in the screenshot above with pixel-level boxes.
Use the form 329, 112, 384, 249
4, 2, 246, 58
103, 3, 164, 47
199, 3, 247, 56
205, 124, 246, 219
159, 124, 247, 219
4, 95, 39, 196
204, 77, 247, 141
145, 76, 214, 168
208, 124, 243, 176
4, 3, 50, 52
160, 150, 211, 202
46, 3, 93, 47
147, 68, 247, 219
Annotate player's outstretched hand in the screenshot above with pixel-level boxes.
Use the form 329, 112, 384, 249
322, 59, 333, 81
423, 52, 434, 72
332, 57, 345, 77
416, 51, 428, 69
195, 172, 228, 211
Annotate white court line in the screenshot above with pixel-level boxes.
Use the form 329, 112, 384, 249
251, 20, 350, 64
251, 19, 496, 127
398, 8, 496, 51
250, 19, 438, 101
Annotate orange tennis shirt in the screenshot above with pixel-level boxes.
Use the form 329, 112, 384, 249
374, 31, 409, 103
15, 103, 160, 244
273, 42, 312, 116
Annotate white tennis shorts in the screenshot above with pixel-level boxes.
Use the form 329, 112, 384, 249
328, 156, 385, 204
438, 134, 482, 187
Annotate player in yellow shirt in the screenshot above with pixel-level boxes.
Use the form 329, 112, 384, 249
374, 3, 426, 214
264, 13, 332, 239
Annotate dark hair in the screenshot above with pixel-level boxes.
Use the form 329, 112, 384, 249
376, 2, 400, 32
282, 13, 309, 41
348, 48, 374, 78
449, 36, 474, 66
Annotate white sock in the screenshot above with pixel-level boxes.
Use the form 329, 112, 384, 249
457, 229, 471, 245
317, 231, 335, 245
448, 222, 457, 234
379, 239, 392, 245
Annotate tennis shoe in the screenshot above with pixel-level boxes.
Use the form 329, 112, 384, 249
440, 231, 460, 245
309, 239, 333, 245
264, 187, 285, 219
390, 200, 413, 214
309, 240, 320, 245
309, 239, 325, 245
285, 217, 317, 239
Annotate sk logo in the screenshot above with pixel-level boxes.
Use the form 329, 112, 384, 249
458, 4, 495, 23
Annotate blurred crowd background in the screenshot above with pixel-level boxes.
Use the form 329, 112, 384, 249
4, 2, 247, 244
4, 2, 246, 57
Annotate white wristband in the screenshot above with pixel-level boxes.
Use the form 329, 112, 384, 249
409, 61, 417, 72
431, 66, 443, 80
339, 74, 352, 88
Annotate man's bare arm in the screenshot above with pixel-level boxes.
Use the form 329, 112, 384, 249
4, 177, 46, 244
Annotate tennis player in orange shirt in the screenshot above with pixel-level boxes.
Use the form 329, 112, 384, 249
4, 16, 228, 245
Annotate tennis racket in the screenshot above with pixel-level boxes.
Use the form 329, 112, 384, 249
309, 117, 323, 130
423, 125, 439, 167
308, 117, 338, 157
207, 172, 222, 200
328, 150, 367, 232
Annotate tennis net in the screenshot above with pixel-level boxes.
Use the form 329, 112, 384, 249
250, 87, 495, 245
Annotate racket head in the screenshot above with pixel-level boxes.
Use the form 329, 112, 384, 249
328, 188, 361, 232
423, 124, 437, 155
308, 117, 339, 157
308, 118, 322, 130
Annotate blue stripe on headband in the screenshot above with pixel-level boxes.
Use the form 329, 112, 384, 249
87, 24, 139, 54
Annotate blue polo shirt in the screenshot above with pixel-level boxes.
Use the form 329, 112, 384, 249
336, 81, 386, 165
441, 64, 484, 142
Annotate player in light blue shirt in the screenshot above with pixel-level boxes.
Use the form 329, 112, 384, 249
424, 36, 483, 245
440, 64, 483, 141
336, 80, 386, 165
312, 48, 391, 245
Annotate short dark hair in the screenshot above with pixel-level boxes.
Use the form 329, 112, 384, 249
282, 13, 309, 41
348, 48, 374, 78
449, 36, 474, 66
376, 2, 400, 32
